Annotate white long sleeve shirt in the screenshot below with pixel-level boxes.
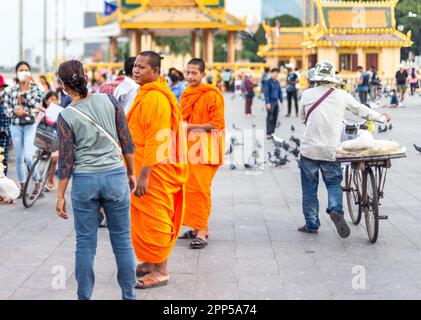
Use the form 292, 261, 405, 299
299, 85, 386, 161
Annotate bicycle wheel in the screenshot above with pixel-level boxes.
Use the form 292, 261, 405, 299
345, 166, 362, 225
362, 167, 379, 243
23, 152, 52, 208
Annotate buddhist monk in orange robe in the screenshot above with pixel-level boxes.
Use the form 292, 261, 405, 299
127, 51, 188, 289
179, 58, 225, 249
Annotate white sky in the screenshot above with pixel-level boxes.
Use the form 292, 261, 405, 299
0, 0, 262, 68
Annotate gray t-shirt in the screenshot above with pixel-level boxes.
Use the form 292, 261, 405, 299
60, 94, 123, 174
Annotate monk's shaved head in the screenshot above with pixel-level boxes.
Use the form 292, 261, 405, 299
139, 51, 162, 72
188, 58, 206, 73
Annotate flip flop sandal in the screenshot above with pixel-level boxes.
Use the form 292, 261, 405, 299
178, 230, 197, 239
190, 237, 208, 249
330, 213, 351, 238
298, 225, 319, 234
135, 277, 169, 290
179, 230, 209, 240
136, 271, 150, 278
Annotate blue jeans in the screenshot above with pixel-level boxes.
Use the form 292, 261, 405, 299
299, 156, 344, 231
10, 124, 36, 183
71, 166, 136, 300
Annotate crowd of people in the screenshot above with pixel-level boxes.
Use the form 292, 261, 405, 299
0, 49, 418, 300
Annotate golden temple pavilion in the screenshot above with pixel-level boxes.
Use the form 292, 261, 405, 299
258, 0, 413, 78
96, 0, 246, 64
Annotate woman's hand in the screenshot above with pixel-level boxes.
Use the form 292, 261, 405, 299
56, 198, 68, 220
14, 109, 27, 117
265, 104, 272, 111
128, 174, 137, 193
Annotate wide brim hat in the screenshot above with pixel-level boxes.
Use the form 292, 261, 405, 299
313, 61, 338, 83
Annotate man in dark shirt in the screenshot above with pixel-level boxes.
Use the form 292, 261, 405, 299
286, 65, 299, 117
395, 66, 408, 103
263, 68, 283, 139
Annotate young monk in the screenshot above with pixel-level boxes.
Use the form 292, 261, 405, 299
179, 58, 225, 249
127, 51, 188, 289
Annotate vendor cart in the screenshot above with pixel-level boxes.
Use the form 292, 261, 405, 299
337, 152, 406, 243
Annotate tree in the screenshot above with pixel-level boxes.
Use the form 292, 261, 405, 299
237, 14, 302, 63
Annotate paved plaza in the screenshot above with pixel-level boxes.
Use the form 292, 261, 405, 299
1, 93, 421, 300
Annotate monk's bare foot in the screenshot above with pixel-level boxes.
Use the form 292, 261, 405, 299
136, 262, 154, 277
135, 271, 170, 289
197, 231, 208, 241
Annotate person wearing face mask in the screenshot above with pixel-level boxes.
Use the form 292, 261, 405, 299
0, 75, 10, 176
168, 68, 186, 103
3, 62, 43, 197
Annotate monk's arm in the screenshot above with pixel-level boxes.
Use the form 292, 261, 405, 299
187, 123, 216, 132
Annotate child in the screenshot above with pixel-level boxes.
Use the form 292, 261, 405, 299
41, 92, 60, 192
390, 89, 399, 108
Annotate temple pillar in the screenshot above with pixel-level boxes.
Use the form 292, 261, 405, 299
192, 30, 201, 58
141, 32, 149, 51
204, 29, 214, 64
227, 31, 236, 64
109, 36, 118, 63
130, 30, 141, 56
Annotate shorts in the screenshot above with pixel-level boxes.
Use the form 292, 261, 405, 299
397, 84, 407, 93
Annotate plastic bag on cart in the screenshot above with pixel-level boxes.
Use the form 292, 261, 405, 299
340, 131, 375, 152
370, 140, 401, 156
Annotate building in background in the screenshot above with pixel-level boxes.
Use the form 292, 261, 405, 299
259, 0, 413, 79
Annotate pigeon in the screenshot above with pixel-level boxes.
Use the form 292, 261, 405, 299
291, 125, 295, 132
282, 142, 290, 152
389, 123, 393, 130
230, 164, 236, 170
235, 31, 258, 45
290, 136, 301, 147
291, 147, 300, 158
276, 156, 289, 166
378, 125, 388, 133
414, 145, 421, 153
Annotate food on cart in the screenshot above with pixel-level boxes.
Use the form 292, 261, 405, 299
336, 131, 403, 158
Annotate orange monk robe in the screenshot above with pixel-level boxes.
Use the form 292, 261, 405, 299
180, 84, 226, 232
126, 77, 188, 264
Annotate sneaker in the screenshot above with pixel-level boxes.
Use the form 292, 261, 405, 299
330, 212, 350, 238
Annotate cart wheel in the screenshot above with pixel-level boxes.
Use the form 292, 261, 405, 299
23, 152, 52, 209
362, 167, 379, 243
345, 166, 362, 225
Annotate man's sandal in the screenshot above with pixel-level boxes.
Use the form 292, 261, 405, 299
179, 230, 197, 239
135, 275, 170, 290
190, 237, 208, 249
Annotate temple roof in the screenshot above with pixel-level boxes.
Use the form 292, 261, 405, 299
258, 25, 305, 57
305, 0, 412, 48
96, 0, 245, 35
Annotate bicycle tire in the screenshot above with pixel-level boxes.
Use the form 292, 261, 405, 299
363, 167, 379, 244
345, 166, 363, 225
23, 153, 52, 208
